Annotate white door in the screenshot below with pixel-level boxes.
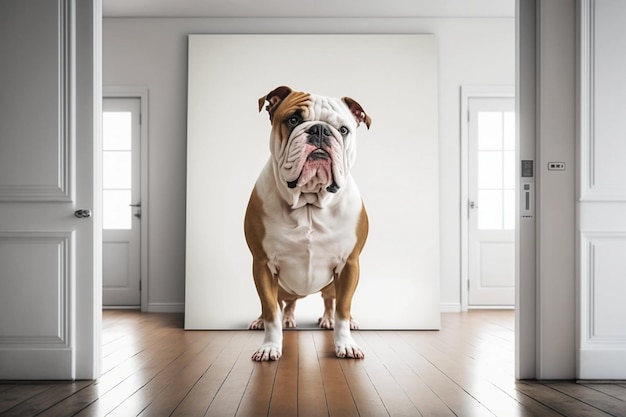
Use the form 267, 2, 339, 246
578, 0, 626, 379
0, 0, 100, 379
102, 98, 141, 307
468, 97, 515, 306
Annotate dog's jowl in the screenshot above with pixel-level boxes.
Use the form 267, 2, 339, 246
244, 86, 371, 361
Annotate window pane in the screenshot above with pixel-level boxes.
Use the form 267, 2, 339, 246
478, 190, 503, 230
503, 150, 515, 189
103, 112, 132, 150
478, 112, 503, 150
478, 151, 503, 189
103, 190, 131, 229
503, 111, 515, 151
103, 151, 131, 189
504, 190, 515, 230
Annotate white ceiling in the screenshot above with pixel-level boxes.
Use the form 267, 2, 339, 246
102, 0, 515, 19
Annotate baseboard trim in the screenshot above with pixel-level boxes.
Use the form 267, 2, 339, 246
147, 302, 185, 313
440, 302, 462, 313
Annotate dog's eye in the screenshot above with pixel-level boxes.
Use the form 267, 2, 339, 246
287, 115, 301, 127
339, 126, 350, 136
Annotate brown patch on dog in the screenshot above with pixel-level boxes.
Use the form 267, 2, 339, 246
335, 203, 368, 322
244, 188, 279, 324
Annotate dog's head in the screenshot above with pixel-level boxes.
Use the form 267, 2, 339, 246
259, 86, 371, 208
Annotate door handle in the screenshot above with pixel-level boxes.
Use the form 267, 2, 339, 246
469, 201, 478, 209
130, 203, 141, 219
74, 209, 92, 218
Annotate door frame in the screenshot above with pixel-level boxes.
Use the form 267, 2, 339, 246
102, 87, 149, 311
460, 85, 515, 312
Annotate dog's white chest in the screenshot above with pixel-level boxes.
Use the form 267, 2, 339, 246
262, 186, 361, 296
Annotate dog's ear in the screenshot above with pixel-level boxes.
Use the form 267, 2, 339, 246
259, 86, 292, 122
342, 97, 372, 129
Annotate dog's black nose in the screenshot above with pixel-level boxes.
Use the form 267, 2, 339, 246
307, 124, 332, 137
307, 124, 332, 148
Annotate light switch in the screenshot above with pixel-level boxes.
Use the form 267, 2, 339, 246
548, 162, 566, 171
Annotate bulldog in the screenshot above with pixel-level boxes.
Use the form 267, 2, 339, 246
245, 86, 371, 361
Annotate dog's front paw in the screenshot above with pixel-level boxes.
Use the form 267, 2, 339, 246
335, 341, 365, 359
248, 318, 264, 330
252, 344, 282, 361
334, 319, 364, 359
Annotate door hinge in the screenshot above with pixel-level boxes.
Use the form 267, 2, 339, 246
139, 280, 142, 291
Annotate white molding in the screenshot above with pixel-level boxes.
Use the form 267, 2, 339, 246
460, 85, 515, 312
579, 0, 626, 202
0, 185, 70, 202
579, 231, 626, 346
0, 0, 73, 202
440, 302, 462, 313
469, 305, 515, 310
579, 230, 626, 379
0, 231, 73, 350
58, 0, 73, 202
103, 86, 150, 312
579, 0, 597, 201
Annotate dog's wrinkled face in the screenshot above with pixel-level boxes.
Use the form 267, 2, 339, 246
259, 86, 371, 208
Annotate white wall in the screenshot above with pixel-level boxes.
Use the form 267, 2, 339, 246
103, 17, 514, 312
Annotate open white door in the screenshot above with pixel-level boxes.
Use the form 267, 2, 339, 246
0, 0, 101, 380
578, 0, 626, 380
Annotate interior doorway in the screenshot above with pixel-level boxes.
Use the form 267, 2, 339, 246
102, 97, 141, 307
461, 86, 515, 310
102, 88, 149, 310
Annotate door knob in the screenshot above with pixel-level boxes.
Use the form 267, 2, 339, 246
74, 209, 92, 218
469, 201, 478, 209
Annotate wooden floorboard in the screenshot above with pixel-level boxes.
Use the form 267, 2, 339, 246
295, 332, 326, 417
1, 310, 626, 416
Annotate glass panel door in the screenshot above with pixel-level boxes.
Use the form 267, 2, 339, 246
102, 97, 141, 307
468, 97, 515, 306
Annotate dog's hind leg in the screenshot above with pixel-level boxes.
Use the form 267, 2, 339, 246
318, 283, 336, 329
248, 315, 265, 330
278, 287, 299, 328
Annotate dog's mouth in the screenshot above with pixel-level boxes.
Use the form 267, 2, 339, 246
308, 149, 330, 160
286, 149, 339, 193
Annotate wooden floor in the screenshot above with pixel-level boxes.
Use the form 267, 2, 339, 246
1, 310, 626, 416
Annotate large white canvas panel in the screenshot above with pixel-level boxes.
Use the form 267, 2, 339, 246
185, 35, 439, 329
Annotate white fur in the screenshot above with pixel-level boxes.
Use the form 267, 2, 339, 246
256, 165, 362, 296
251, 307, 283, 361
250, 93, 366, 360
334, 318, 364, 359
